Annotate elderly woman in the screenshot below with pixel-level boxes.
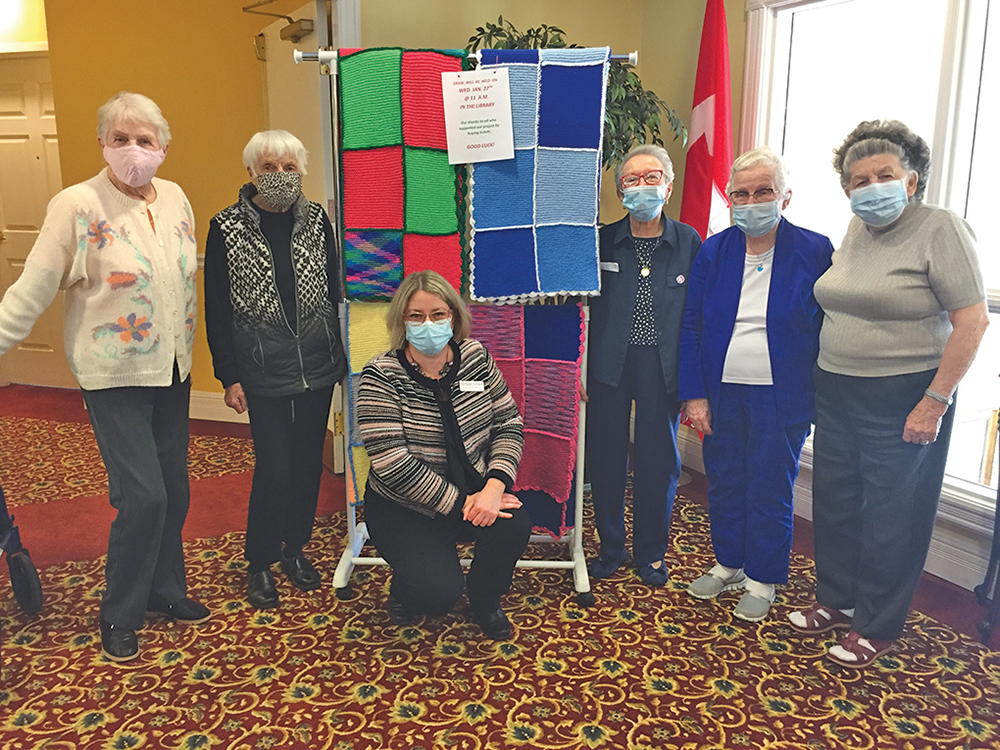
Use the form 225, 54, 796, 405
357, 271, 530, 640
205, 130, 346, 610
0, 92, 206, 661
586, 145, 701, 586
679, 147, 833, 622
789, 120, 988, 667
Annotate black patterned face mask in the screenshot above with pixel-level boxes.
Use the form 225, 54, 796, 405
256, 171, 302, 211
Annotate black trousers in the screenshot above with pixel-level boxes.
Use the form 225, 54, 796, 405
364, 490, 531, 616
586, 345, 681, 568
244, 385, 334, 572
812, 367, 954, 640
82, 368, 191, 629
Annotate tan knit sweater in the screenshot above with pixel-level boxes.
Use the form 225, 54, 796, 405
0, 170, 197, 389
814, 202, 985, 377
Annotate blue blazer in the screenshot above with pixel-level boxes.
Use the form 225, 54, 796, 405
678, 219, 834, 426
589, 214, 702, 392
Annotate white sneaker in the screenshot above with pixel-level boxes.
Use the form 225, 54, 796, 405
733, 579, 776, 623
687, 564, 746, 599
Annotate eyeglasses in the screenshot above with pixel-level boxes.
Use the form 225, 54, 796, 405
728, 187, 780, 205
404, 310, 452, 324
620, 170, 665, 189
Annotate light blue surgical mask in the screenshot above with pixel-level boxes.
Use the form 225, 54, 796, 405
732, 199, 782, 238
405, 318, 453, 356
622, 184, 667, 222
849, 177, 910, 227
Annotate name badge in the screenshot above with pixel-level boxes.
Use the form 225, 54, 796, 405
600, 261, 620, 273
459, 380, 485, 392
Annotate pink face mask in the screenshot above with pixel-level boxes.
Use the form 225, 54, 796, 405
103, 144, 166, 188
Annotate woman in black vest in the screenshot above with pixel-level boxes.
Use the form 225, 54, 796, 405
205, 130, 347, 609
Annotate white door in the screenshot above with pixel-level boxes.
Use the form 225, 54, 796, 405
0, 52, 73, 388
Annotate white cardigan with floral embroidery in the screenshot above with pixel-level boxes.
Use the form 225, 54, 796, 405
0, 170, 197, 390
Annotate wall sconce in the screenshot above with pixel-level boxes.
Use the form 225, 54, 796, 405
243, 0, 315, 43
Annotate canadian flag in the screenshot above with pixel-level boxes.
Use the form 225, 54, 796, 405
680, 0, 733, 240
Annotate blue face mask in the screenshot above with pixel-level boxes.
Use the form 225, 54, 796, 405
405, 319, 453, 356
849, 177, 910, 227
622, 184, 667, 222
732, 199, 782, 238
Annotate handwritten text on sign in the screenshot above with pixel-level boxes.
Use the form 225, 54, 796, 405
441, 68, 515, 165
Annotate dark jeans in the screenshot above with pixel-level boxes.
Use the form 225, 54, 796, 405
244, 385, 334, 572
82, 368, 191, 629
364, 489, 531, 616
812, 366, 954, 640
586, 344, 681, 568
702, 383, 810, 584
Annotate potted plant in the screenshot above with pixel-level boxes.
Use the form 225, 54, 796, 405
467, 16, 687, 170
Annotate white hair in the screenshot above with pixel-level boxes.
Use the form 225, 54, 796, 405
727, 146, 790, 194
615, 144, 675, 187
243, 130, 309, 175
97, 92, 171, 147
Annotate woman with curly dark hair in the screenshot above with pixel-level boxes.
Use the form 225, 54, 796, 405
788, 120, 989, 668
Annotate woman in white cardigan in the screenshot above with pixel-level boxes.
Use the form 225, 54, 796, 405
0, 91, 208, 662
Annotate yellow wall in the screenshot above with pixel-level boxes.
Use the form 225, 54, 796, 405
42, 0, 307, 392
0, 0, 48, 46
39, 0, 746, 391
360, 0, 746, 223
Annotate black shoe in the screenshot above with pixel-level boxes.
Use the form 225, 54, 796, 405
100, 618, 139, 662
247, 570, 279, 609
147, 595, 211, 624
473, 608, 512, 640
386, 594, 413, 626
280, 552, 322, 591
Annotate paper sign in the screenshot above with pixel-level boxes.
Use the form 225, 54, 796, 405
441, 67, 515, 165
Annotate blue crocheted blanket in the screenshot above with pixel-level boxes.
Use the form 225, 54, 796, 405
469, 47, 610, 301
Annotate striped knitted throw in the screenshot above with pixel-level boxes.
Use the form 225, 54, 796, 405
469, 48, 610, 301
339, 48, 468, 300
345, 301, 391, 505
469, 302, 585, 539
344, 301, 585, 538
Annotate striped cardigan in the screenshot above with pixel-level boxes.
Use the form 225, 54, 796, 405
357, 338, 523, 517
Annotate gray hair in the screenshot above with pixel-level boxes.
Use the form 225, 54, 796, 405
727, 146, 790, 194
97, 92, 171, 147
615, 144, 675, 187
243, 130, 309, 175
833, 120, 930, 200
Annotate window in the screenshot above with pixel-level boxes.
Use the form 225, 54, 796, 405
743, 0, 998, 506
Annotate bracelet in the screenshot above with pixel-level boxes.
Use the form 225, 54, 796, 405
924, 388, 954, 406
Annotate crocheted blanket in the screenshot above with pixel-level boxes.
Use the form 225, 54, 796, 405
469, 48, 610, 302
338, 48, 468, 300
344, 301, 390, 506
469, 302, 585, 538
344, 301, 585, 538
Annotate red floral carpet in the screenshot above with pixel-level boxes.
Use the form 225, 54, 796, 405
0, 415, 255, 507
2, 496, 999, 750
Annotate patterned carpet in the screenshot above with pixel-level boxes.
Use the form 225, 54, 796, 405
2, 497, 998, 750
0, 415, 255, 507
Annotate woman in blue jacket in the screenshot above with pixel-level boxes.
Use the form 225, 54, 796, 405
679, 147, 833, 622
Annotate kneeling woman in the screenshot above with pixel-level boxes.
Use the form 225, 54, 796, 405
357, 271, 531, 640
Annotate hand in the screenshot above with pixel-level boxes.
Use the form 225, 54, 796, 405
463, 479, 507, 526
902, 396, 946, 445
578, 380, 589, 403
225, 383, 248, 414
683, 398, 713, 435
499, 493, 522, 511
